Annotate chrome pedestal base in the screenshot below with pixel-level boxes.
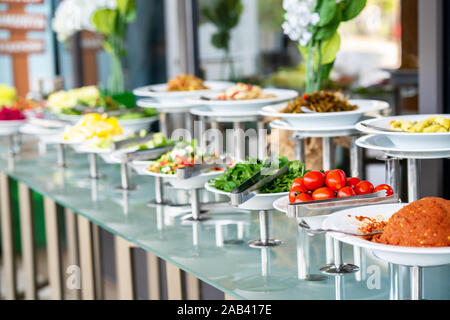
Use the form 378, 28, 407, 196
248, 239, 283, 248
320, 264, 360, 275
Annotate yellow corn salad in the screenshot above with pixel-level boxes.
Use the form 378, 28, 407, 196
389, 116, 450, 133
63, 113, 123, 142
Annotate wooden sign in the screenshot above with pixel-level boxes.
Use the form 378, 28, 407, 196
0, 12, 46, 30
0, 0, 46, 96
0, 1, 44, 4
81, 31, 104, 86
0, 39, 44, 54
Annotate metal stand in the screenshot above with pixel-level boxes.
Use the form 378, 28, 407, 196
248, 210, 283, 248
159, 112, 168, 138
233, 122, 245, 162
410, 266, 423, 300
6, 134, 16, 157
322, 137, 335, 171
407, 158, 419, 202
56, 144, 68, 168
320, 238, 359, 275
148, 176, 171, 206
116, 160, 137, 191
296, 225, 327, 281
293, 136, 305, 162
377, 155, 400, 194
257, 121, 266, 159
350, 135, 365, 282
182, 189, 211, 222
389, 263, 399, 300
189, 107, 265, 161
88, 153, 102, 179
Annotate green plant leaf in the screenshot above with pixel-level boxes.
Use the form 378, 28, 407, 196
342, 0, 366, 21
92, 9, 118, 36
117, 0, 137, 22
298, 31, 340, 67
315, 8, 341, 40
110, 91, 136, 108
317, 0, 337, 27
102, 40, 114, 54
320, 31, 341, 65
319, 60, 335, 81
201, 0, 243, 52
212, 31, 230, 50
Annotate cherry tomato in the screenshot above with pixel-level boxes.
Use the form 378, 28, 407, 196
346, 177, 361, 189
312, 187, 335, 200
325, 169, 347, 191
337, 186, 357, 198
303, 171, 325, 191
373, 184, 394, 196
290, 177, 308, 193
355, 181, 374, 195
323, 170, 331, 178
295, 193, 312, 202
289, 190, 297, 203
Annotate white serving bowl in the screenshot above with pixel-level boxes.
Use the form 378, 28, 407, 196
356, 114, 450, 150
205, 183, 288, 211
0, 120, 27, 136
323, 203, 450, 267
260, 99, 389, 129
133, 81, 233, 102
186, 88, 299, 113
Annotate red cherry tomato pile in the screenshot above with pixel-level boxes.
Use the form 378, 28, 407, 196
289, 169, 394, 203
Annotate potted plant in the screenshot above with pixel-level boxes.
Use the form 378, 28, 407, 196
282, 0, 366, 93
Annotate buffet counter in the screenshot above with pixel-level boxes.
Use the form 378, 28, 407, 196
0, 138, 449, 300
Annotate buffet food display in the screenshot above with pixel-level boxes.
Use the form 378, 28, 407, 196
63, 113, 123, 143
389, 116, 450, 133
217, 83, 276, 100
0, 106, 26, 121
46, 86, 158, 121
210, 157, 305, 194
166, 74, 209, 92
146, 141, 222, 175
289, 169, 394, 203
1, 79, 449, 301
281, 91, 357, 113
357, 197, 449, 247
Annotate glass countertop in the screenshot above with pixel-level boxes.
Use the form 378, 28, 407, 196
0, 137, 449, 300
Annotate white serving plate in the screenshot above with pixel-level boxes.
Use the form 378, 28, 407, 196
260, 99, 389, 129
186, 88, 298, 113
129, 160, 154, 174
356, 114, 450, 150
136, 98, 196, 113
42, 133, 84, 145
356, 134, 450, 159
20, 123, 63, 136
56, 113, 158, 133
205, 183, 288, 211
323, 203, 450, 267
133, 81, 233, 101
143, 170, 223, 190
0, 120, 27, 136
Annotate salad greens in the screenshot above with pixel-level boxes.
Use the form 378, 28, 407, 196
211, 157, 307, 193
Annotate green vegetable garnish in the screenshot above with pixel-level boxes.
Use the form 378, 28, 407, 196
211, 157, 307, 193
